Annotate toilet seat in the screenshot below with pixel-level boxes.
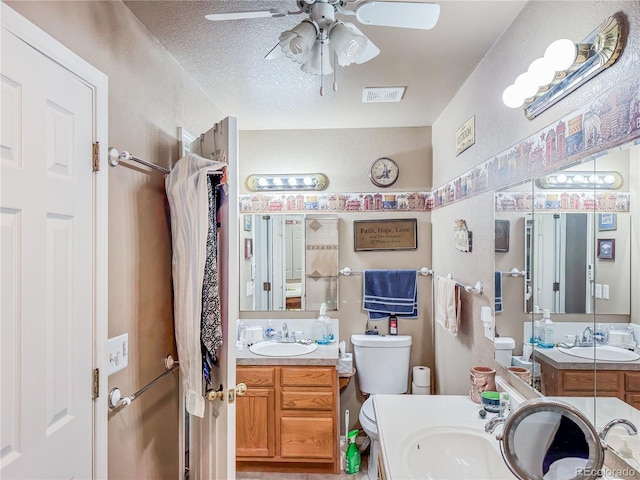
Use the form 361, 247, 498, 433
359, 396, 378, 439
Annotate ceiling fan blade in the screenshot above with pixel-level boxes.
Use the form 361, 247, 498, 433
264, 43, 286, 60
354, 1, 440, 30
205, 9, 287, 21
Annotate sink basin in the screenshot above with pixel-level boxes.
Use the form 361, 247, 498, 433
401, 426, 515, 479
557, 345, 640, 362
249, 341, 318, 357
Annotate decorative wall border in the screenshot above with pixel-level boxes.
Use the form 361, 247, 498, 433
239, 76, 640, 214
495, 191, 631, 213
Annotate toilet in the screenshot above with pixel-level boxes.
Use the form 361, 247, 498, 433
351, 334, 412, 480
494, 337, 515, 367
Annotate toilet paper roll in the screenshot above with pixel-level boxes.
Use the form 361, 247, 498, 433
412, 382, 430, 395
412, 366, 430, 387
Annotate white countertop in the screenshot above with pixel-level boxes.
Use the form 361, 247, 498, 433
534, 346, 640, 370
236, 341, 339, 366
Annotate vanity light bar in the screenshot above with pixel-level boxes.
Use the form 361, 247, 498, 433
535, 171, 622, 189
246, 173, 329, 192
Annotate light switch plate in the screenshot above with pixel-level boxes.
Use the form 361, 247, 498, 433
595, 283, 602, 299
603, 284, 610, 300
107, 333, 129, 376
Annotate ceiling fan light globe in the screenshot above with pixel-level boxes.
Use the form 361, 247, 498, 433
279, 20, 317, 62
329, 22, 367, 66
301, 41, 333, 75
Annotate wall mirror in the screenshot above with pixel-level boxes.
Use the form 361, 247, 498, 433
239, 214, 339, 312
495, 142, 637, 400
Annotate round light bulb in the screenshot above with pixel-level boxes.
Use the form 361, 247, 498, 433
303, 176, 313, 186
502, 84, 524, 108
604, 174, 615, 184
544, 39, 577, 72
556, 173, 567, 183
273, 177, 283, 186
258, 177, 268, 186
588, 175, 598, 183
287, 177, 297, 186
573, 174, 585, 183
527, 57, 555, 86
514, 72, 539, 99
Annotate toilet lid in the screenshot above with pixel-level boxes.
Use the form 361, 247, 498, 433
362, 396, 376, 423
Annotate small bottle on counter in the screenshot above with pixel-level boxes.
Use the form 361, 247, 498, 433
389, 315, 398, 335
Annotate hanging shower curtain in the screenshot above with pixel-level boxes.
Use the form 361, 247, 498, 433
166, 153, 226, 418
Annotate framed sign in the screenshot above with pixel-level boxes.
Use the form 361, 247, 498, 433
598, 213, 616, 231
495, 219, 510, 252
353, 218, 417, 251
455, 115, 475, 156
597, 238, 615, 260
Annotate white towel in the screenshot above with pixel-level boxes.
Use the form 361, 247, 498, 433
435, 276, 460, 335
166, 153, 226, 418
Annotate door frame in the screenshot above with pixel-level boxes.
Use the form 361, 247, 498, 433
1, 4, 109, 478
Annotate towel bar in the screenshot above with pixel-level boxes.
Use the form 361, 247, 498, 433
108, 355, 179, 409
444, 273, 484, 295
339, 266, 433, 276
499, 268, 525, 277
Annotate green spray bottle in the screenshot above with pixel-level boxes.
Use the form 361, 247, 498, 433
345, 429, 361, 474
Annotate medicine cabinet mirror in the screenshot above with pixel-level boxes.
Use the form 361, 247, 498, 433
239, 214, 339, 312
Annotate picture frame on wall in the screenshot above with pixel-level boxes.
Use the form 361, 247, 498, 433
598, 213, 617, 231
597, 238, 615, 260
495, 219, 510, 252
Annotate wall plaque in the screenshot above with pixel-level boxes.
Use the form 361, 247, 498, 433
353, 218, 417, 251
455, 115, 475, 156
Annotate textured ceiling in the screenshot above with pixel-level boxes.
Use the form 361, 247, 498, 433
124, 0, 527, 130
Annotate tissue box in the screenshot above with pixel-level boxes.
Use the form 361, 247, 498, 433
337, 353, 353, 374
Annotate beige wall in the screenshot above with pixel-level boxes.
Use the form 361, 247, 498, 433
7, 1, 225, 478
239, 127, 433, 431
431, 1, 640, 395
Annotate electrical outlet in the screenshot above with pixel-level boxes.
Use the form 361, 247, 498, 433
603, 284, 610, 300
107, 333, 129, 376
246, 281, 254, 296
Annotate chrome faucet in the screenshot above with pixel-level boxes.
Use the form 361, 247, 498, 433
599, 418, 638, 442
282, 322, 288, 339
582, 326, 594, 344
276, 323, 294, 343
485, 416, 506, 433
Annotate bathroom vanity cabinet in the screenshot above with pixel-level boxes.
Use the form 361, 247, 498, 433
236, 365, 339, 474
537, 357, 640, 409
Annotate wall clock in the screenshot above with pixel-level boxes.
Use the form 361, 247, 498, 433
369, 157, 399, 188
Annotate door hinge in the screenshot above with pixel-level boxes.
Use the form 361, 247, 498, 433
92, 368, 100, 398
263, 282, 271, 292
92, 142, 100, 172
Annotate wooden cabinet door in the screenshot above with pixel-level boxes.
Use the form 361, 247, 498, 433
236, 388, 275, 458
280, 417, 335, 459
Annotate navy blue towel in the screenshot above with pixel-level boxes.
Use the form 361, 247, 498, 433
495, 271, 503, 313
363, 270, 418, 320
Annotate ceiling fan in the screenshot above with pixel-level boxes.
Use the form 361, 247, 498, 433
205, 0, 440, 95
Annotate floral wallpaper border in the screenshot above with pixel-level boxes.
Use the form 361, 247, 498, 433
495, 191, 631, 213
239, 76, 640, 214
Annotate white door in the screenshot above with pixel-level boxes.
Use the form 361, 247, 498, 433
188, 117, 238, 480
1, 12, 102, 479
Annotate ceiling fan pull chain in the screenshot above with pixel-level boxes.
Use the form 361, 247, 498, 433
320, 39, 325, 96
333, 50, 338, 92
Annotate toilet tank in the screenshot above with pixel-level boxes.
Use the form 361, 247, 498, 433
351, 335, 412, 394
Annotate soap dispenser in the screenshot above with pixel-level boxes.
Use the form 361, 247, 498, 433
540, 309, 554, 348
314, 303, 330, 345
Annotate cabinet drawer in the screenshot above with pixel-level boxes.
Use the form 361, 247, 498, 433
280, 417, 335, 459
625, 373, 640, 392
281, 367, 335, 387
237, 367, 275, 387
281, 391, 334, 411
562, 371, 619, 392
626, 394, 640, 410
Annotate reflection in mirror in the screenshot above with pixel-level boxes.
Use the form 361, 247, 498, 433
239, 214, 339, 312
500, 398, 604, 480
495, 144, 637, 398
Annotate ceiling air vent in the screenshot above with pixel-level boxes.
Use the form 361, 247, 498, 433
362, 87, 406, 103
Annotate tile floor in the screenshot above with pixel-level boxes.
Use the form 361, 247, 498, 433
236, 453, 369, 479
